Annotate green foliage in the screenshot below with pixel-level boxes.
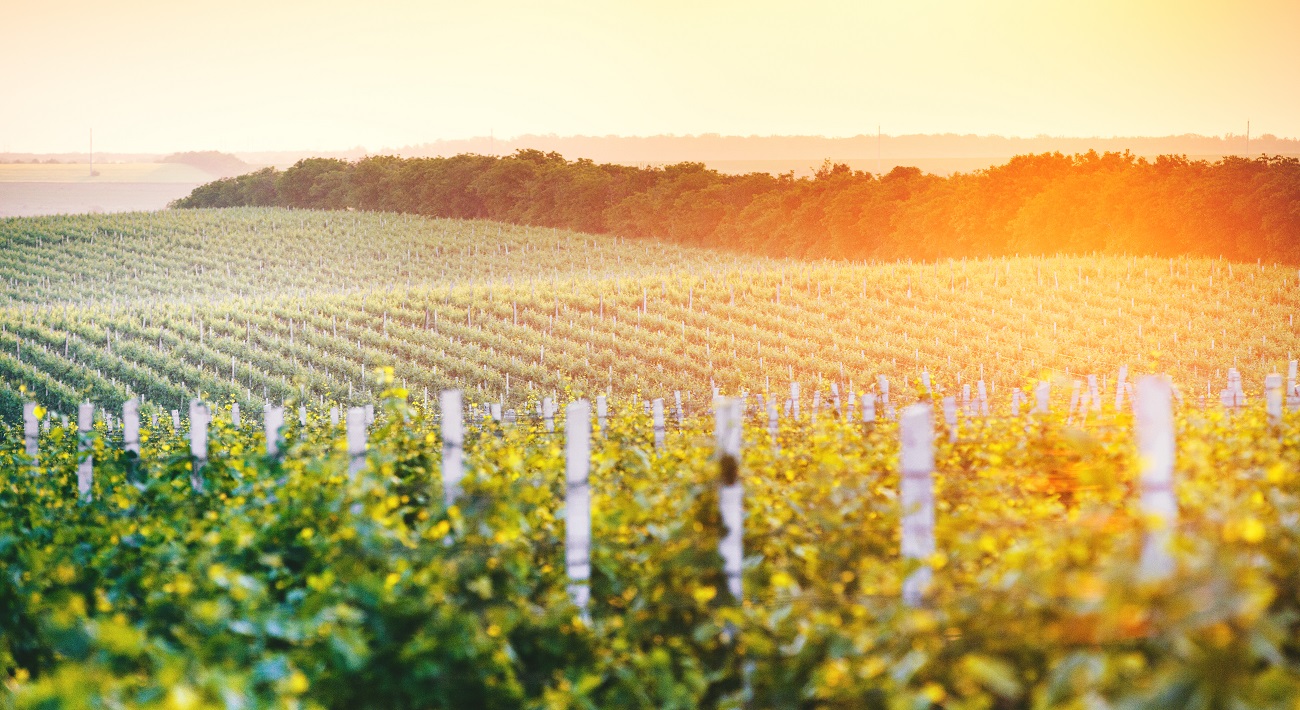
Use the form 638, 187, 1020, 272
171, 150, 1300, 264
1, 387, 1299, 708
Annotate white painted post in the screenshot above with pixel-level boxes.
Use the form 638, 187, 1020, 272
1289, 360, 1300, 411
543, 397, 555, 432
899, 404, 935, 606
942, 396, 958, 442
347, 407, 367, 477
862, 393, 876, 423
23, 402, 38, 462
330, 406, 339, 427
123, 398, 140, 456
831, 382, 842, 418
961, 384, 971, 414
810, 390, 821, 425
299, 405, 307, 427
767, 401, 779, 451
1068, 380, 1082, 421
170, 409, 180, 431
1087, 374, 1100, 412
265, 406, 284, 457
231, 402, 241, 429
364, 404, 375, 425
596, 394, 608, 433
440, 390, 464, 507
1033, 381, 1051, 414
652, 398, 666, 450
1115, 365, 1128, 410
790, 382, 800, 421
77, 403, 94, 501
490, 402, 502, 422
674, 390, 684, 425
1265, 373, 1283, 426
921, 370, 932, 396
189, 400, 208, 492
977, 379, 989, 416
716, 398, 744, 601
1136, 376, 1177, 580
565, 399, 592, 611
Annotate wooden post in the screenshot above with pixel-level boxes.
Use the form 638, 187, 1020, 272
899, 404, 935, 606
565, 399, 592, 611
77, 402, 94, 501
862, 393, 876, 424
123, 398, 140, 456
347, 407, 367, 477
265, 406, 284, 457
942, 396, 958, 442
23, 402, 38, 462
651, 398, 666, 450
1033, 381, 1051, 414
189, 399, 208, 493
1289, 360, 1300, 411
1265, 373, 1283, 426
764, 400, 774, 449
441, 390, 464, 507
716, 398, 744, 601
1135, 376, 1177, 580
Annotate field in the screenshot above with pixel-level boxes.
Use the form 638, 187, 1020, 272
1, 207, 1299, 707
0, 164, 207, 218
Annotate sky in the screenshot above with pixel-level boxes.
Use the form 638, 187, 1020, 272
2, 0, 1298, 154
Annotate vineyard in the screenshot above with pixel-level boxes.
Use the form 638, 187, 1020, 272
0, 208, 1297, 421
1, 372, 1299, 707
1, 207, 1300, 708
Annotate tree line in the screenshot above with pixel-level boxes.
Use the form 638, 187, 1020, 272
172, 150, 1300, 263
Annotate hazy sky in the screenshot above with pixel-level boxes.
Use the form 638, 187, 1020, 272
3, 0, 1297, 153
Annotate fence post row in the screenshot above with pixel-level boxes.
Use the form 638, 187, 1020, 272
899, 403, 935, 607
1135, 376, 1177, 580
716, 398, 744, 601
346, 407, 367, 477
565, 399, 592, 611
77, 402, 94, 502
441, 389, 464, 507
